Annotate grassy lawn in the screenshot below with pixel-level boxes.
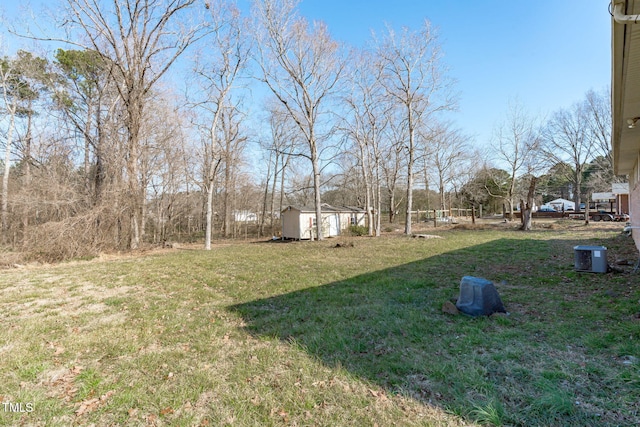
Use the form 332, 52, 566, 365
0, 222, 639, 426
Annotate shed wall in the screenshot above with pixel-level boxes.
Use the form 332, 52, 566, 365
337, 212, 366, 231
300, 212, 316, 240
282, 208, 367, 240
281, 209, 301, 239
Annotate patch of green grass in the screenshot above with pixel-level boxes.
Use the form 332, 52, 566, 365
75, 368, 104, 400
531, 379, 576, 415
16, 361, 49, 381
103, 296, 126, 307
470, 399, 505, 426
0, 223, 638, 425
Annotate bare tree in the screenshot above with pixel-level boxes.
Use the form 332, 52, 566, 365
373, 21, 456, 235
381, 112, 407, 224
425, 121, 470, 212
219, 107, 248, 238
584, 88, 612, 165
189, 0, 249, 250
542, 101, 595, 209
57, 0, 211, 248
520, 174, 537, 231
146, 113, 189, 244
253, 0, 345, 240
583, 87, 621, 189
258, 100, 297, 237
490, 99, 542, 220
138, 91, 190, 243
342, 49, 390, 236
284, 163, 314, 207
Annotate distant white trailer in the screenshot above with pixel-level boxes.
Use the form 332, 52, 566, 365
539, 198, 575, 212
233, 210, 258, 222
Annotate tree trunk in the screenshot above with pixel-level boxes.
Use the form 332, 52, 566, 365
520, 198, 530, 230
439, 175, 445, 211
584, 194, 590, 225
279, 155, 287, 219
520, 176, 537, 231
93, 94, 109, 205
84, 102, 94, 196
22, 106, 33, 245
507, 173, 516, 221
2, 113, 15, 242
311, 141, 323, 240
574, 169, 582, 211
205, 181, 215, 250
140, 182, 147, 243
388, 189, 396, 223
405, 167, 413, 235
127, 98, 142, 250
259, 152, 272, 237
357, 141, 374, 236
507, 199, 514, 222
375, 176, 381, 236
404, 108, 414, 235
224, 162, 232, 238
373, 152, 382, 236
270, 152, 280, 234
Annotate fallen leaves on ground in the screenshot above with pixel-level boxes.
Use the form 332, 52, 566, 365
75, 390, 115, 416
45, 366, 83, 402
369, 388, 389, 402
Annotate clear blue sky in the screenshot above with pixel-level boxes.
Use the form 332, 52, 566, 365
291, 0, 612, 147
2, 0, 611, 149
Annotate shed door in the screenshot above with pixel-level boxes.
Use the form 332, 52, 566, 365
328, 214, 339, 236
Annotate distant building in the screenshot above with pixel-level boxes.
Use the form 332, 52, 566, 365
233, 210, 258, 223
281, 204, 366, 240
612, 182, 630, 214
591, 184, 628, 213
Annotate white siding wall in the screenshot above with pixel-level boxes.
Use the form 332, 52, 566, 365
631, 155, 640, 250
282, 208, 367, 239
337, 212, 366, 231
300, 213, 316, 240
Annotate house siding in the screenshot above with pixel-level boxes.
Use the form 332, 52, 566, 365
631, 157, 640, 250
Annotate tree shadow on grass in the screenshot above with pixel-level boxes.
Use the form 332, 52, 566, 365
229, 235, 639, 426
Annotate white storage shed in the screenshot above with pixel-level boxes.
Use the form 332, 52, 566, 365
281, 204, 366, 240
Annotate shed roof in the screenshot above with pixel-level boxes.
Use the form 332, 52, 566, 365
547, 198, 574, 204
282, 204, 365, 214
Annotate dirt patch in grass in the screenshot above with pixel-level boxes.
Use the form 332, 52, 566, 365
0, 275, 137, 322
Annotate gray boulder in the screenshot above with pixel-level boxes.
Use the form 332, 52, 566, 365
456, 276, 506, 316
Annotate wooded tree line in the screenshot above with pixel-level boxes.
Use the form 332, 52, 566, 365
0, 0, 619, 260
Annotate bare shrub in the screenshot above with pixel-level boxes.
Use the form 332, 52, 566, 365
22, 204, 128, 262
0, 251, 28, 269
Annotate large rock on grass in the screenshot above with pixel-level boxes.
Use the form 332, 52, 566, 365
456, 276, 506, 316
